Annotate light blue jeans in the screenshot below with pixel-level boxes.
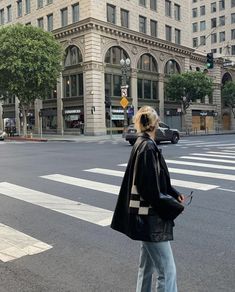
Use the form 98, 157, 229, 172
136, 241, 177, 292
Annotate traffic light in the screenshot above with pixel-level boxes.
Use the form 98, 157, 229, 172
206, 53, 214, 69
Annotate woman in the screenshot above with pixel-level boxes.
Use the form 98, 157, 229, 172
111, 106, 184, 292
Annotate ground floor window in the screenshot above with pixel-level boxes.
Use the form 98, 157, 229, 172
63, 108, 84, 132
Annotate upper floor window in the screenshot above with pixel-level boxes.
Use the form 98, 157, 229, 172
137, 54, 158, 72
37, 17, 44, 28
219, 15, 225, 26
139, 0, 146, 6
200, 36, 206, 46
219, 0, 225, 10
164, 59, 180, 74
150, 0, 157, 11
25, 0, 30, 14
121, 9, 129, 28
165, 25, 172, 41
17, 0, 23, 17
150, 20, 157, 37
105, 46, 129, 65
72, 3, 79, 23
211, 33, 217, 43
37, 0, 43, 9
0, 9, 4, 25
64, 46, 83, 67
232, 0, 235, 8
192, 8, 197, 18
219, 31, 225, 42
47, 14, 53, 31
165, 0, 171, 17
231, 13, 235, 23
174, 4, 180, 21
211, 2, 216, 13
139, 15, 146, 33
232, 45, 235, 55
200, 21, 206, 31
175, 29, 181, 45
47, 0, 53, 4
7, 5, 12, 22
61, 7, 68, 27
200, 5, 205, 16
192, 22, 198, 32
231, 29, 235, 39
211, 18, 217, 28
192, 37, 198, 48
107, 4, 116, 24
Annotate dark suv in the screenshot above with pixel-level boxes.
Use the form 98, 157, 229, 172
125, 122, 180, 145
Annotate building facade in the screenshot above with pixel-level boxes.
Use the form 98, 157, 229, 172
0, 0, 225, 135
191, 0, 235, 130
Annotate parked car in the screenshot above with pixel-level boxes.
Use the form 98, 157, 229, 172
125, 122, 180, 145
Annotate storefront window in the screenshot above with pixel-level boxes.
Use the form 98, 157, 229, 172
138, 79, 158, 99
113, 75, 122, 96
137, 54, 158, 72
63, 109, 83, 131
71, 75, 77, 97
105, 46, 129, 65
63, 74, 83, 98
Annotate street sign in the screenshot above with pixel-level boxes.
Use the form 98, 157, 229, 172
121, 87, 128, 97
223, 61, 235, 68
120, 97, 129, 109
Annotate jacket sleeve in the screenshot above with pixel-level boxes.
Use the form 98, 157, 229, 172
135, 147, 161, 210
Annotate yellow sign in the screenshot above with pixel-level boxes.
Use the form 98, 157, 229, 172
120, 97, 129, 109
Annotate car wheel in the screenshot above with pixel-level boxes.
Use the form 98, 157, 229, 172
171, 134, 179, 144
129, 141, 135, 146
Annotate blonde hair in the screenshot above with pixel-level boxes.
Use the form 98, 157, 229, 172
133, 106, 159, 133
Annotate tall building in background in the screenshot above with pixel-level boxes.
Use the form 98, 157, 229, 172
0, 0, 225, 135
191, 0, 235, 130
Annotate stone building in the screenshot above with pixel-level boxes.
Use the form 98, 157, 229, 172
191, 0, 235, 130
0, 0, 225, 135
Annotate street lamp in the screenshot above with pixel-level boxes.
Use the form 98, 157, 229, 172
120, 58, 131, 134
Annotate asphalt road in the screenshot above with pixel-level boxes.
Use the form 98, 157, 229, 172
0, 134, 234, 292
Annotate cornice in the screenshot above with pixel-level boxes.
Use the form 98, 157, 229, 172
53, 18, 197, 57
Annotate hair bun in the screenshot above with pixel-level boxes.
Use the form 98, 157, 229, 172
140, 114, 149, 127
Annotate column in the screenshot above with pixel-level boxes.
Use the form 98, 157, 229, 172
158, 74, 165, 121
57, 74, 64, 135
130, 69, 138, 115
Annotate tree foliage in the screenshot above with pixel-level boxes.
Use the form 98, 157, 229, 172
165, 71, 213, 113
0, 24, 63, 134
221, 81, 235, 118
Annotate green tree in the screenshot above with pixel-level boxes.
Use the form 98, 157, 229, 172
166, 71, 213, 113
222, 81, 235, 118
0, 24, 63, 135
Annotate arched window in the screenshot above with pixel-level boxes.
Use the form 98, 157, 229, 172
222, 72, 232, 86
64, 46, 82, 67
105, 46, 129, 65
137, 54, 159, 100
164, 59, 180, 74
137, 54, 158, 72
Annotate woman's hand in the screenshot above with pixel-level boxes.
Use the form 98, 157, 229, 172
177, 194, 185, 203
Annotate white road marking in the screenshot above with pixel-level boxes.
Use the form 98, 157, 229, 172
84, 168, 218, 191
0, 223, 52, 262
222, 150, 235, 153
165, 160, 235, 170
191, 153, 235, 159
180, 156, 235, 164
168, 167, 235, 181
178, 141, 231, 147
217, 188, 235, 193
207, 151, 235, 156
0, 182, 113, 227
41, 174, 120, 195
219, 146, 235, 149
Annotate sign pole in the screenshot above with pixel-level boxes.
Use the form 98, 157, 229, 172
109, 103, 112, 139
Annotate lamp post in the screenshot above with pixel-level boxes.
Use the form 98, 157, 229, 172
120, 58, 131, 135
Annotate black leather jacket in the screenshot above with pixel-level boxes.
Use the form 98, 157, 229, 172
111, 133, 180, 242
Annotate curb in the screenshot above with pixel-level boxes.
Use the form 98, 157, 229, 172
6, 137, 48, 142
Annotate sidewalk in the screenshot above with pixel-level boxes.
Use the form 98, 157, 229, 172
4, 129, 235, 143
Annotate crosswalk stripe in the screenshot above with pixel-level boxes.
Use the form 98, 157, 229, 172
119, 163, 235, 180
177, 141, 234, 147
168, 167, 235, 181
207, 151, 235, 158
166, 160, 235, 170
219, 146, 235, 149
0, 182, 113, 227
0, 223, 52, 262
191, 153, 235, 159
41, 174, 120, 195
180, 156, 235, 164
222, 150, 235, 153
84, 168, 218, 191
